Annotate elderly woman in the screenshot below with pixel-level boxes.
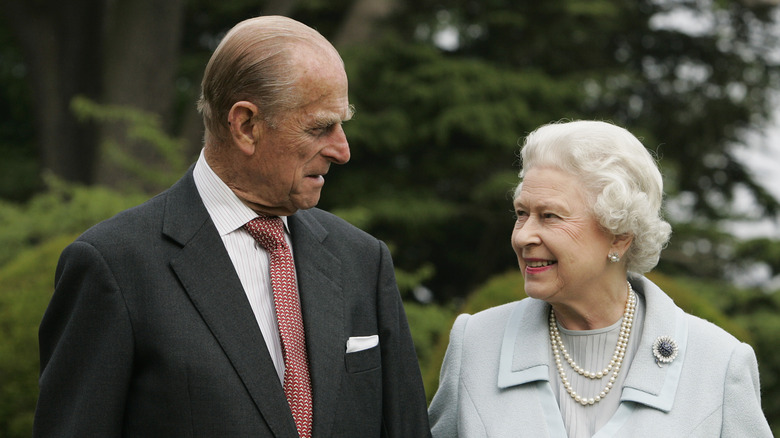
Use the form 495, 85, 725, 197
428, 120, 772, 437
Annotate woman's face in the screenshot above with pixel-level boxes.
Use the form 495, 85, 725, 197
511, 167, 615, 306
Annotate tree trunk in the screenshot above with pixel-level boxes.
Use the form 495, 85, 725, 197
1, 0, 106, 184
333, 0, 398, 47
95, 0, 186, 190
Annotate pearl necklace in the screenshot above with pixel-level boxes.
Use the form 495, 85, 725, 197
549, 282, 636, 406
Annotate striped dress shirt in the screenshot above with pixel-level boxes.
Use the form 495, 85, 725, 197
193, 149, 293, 383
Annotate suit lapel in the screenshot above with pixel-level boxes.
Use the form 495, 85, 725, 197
289, 210, 344, 438
163, 170, 298, 437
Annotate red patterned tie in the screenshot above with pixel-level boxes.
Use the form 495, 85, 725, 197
245, 216, 313, 438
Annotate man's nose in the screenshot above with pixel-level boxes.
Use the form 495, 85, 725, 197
323, 124, 350, 164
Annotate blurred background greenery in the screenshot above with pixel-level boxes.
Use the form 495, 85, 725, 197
1, 0, 780, 435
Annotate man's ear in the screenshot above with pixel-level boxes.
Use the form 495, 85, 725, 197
227, 101, 261, 156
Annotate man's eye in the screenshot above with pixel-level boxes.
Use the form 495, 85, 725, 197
543, 213, 558, 219
310, 124, 336, 136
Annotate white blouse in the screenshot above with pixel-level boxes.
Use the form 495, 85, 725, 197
548, 295, 646, 438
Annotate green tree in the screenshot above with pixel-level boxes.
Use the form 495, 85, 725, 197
0, 236, 74, 436
389, 0, 780, 217
0, 23, 36, 201
315, 0, 780, 300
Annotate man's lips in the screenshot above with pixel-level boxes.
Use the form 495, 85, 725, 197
305, 167, 329, 179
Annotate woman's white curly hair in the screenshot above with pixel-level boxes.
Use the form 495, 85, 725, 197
514, 120, 672, 274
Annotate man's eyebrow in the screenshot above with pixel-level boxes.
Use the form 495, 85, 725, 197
312, 105, 354, 126
310, 115, 340, 127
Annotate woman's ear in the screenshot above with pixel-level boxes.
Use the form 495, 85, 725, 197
611, 233, 634, 259
227, 101, 260, 156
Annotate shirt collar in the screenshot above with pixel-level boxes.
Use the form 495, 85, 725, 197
193, 149, 290, 236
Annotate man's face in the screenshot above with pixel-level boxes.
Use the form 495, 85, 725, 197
232, 52, 352, 216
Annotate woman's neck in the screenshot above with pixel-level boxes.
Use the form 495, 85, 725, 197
551, 281, 629, 330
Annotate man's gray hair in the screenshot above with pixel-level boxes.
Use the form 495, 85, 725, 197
197, 16, 341, 147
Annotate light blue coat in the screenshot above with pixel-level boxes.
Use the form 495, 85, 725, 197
428, 275, 772, 437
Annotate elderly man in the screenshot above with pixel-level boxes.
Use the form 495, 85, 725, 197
34, 16, 431, 437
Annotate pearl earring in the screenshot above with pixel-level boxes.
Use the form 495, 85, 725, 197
608, 252, 620, 263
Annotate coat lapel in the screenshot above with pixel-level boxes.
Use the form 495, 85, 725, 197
163, 170, 298, 437
288, 210, 344, 438
496, 276, 689, 438
498, 299, 568, 437
619, 276, 688, 412
497, 298, 551, 388
594, 276, 689, 438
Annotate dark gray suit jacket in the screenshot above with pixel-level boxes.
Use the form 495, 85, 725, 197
33, 169, 431, 437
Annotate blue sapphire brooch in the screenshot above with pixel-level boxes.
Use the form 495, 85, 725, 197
652, 336, 678, 367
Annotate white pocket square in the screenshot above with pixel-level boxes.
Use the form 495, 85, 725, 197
346, 335, 379, 353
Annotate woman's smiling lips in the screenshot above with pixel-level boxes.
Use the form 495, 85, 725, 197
524, 257, 557, 274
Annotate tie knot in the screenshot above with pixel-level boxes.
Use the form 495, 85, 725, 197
244, 216, 287, 252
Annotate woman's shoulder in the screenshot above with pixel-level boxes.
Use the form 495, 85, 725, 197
634, 274, 743, 347
453, 298, 543, 338
462, 297, 540, 323
683, 311, 743, 350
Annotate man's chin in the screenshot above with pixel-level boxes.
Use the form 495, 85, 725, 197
292, 198, 320, 212
238, 192, 321, 216
239, 199, 296, 217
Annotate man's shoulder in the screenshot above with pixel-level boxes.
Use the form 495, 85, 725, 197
78, 170, 198, 245
77, 189, 171, 246
298, 207, 351, 225
294, 208, 375, 240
